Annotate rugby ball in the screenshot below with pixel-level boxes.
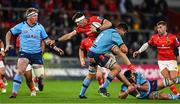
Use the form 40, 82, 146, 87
91, 22, 101, 28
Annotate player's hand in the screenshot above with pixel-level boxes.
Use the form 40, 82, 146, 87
127, 85, 136, 93
133, 51, 141, 58
46, 39, 55, 46
0, 51, 5, 56
5, 45, 12, 52
90, 26, 97, 33
80, 59, 86, 67
53, 47, 64, 55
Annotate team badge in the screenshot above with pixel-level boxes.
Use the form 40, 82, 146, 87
23, 29, 28, 33
31, 34, 34, 38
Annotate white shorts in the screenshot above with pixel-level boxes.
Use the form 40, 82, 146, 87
26, 64, 32, 71
158, 60, 178, 72
0, 60, 5, 68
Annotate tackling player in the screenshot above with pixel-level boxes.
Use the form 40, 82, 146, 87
57, 12, 112, 42
119, 70, 180, 100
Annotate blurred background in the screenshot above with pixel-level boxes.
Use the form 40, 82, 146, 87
0, 0, 180, 80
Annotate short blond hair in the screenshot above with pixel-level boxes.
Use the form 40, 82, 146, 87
25, 7, 39, 17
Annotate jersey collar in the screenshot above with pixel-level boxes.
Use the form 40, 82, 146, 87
25, 21, 37, 28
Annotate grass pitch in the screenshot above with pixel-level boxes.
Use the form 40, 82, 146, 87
0, 80, 180, 104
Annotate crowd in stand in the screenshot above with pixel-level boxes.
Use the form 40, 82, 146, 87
0, 0, 177, 59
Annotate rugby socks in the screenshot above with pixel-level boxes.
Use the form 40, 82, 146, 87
79, 77, 91, 96
101, 74, 114, 88
97, 76, 104, 87
168, 94, 179, 100
0, 79, 5, 89
12, 74, 23, 95
169, 85, 180, 95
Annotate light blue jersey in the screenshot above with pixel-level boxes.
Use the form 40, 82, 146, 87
10, 21, 48, 53
90, 28, 124, 54
121, 72, 152, 99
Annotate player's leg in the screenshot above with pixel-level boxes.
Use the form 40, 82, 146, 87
0, 60, 6, 93
32, 68, 39, 91
31, 52, 44, 91
168, 60, 179, 95
79, 65, 98, 99
169, 70, 179, 95
10, 58, 29, 98
24, 64, 36, 96
148, 91, 179, 100
32, 64, 44, 91
96, 66, 104, 88
159, 61, 180, 95
99, 54, 120, 97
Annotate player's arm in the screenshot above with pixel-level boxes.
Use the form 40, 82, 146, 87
98, 19, 112, 31
133, 42, 149, 58
44, 38, 64, 55
119, 44, 128, 54
79, 48, 86, 67
111, 45, 134, 70
0, 39, 5, 56
57, 30, 77, 42
118, 91, 129, 99
41, 41, 45, 53
135, 83, 148, 92
5, 31, 13, 52
177, 46, 180, 62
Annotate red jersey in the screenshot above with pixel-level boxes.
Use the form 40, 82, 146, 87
75, 16, 104, 37
80, 37, 96, 52
148, 33, 180, 60
16, 36, 20, 48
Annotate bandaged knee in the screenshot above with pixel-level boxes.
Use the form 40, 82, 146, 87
105, 57, 116, 69
33, 67, 44, 78
162, 79, 174, 87
88, 66, 97, 74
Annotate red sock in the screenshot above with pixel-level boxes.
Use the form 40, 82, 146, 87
97, 77, 104, 86
0, 79, 5, 89
170, 85, 179, 95
30, 86, 35, 92
33, 78, 38, 84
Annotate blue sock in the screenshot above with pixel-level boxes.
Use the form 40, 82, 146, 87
101, 74, 114, 88
12, 74, 23, 94
168, 94, 179, 100
79, 78, 91, 96
176, 77, 180, 84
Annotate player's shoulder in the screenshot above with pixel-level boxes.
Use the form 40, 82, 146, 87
168, 33, 176, 37
89, 16, 104, 22
83, 37, 94, 43
15, 21, 26, 26
150, 33, 159, 38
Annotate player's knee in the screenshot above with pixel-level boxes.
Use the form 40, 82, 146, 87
163, 78, 174, 87
33, 67, 44, 77
88, 66, 97, 75
87, 74, 96, 79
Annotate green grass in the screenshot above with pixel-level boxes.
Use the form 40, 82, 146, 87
0, 80, 180, 103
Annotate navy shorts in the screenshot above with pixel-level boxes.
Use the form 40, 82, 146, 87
87, 51, 109, 67
149, 80, 158, 92
144, 80, 158, 98
19, 51, 43, 65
